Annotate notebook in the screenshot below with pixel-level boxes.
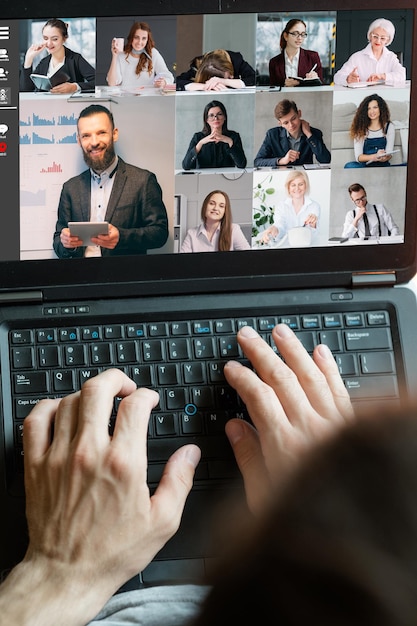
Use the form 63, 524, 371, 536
1, 0, 417, 586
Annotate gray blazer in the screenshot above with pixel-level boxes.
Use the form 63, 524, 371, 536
53, 158, 168, 258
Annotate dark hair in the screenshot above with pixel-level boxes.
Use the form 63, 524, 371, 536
125, 21, 155, 76
202, 100, 229, 135
348, 182, 366, 196
280, 18, 307, 50
274, 99, 298, 120
200, 190, 233, 251
193, 407, 417, 625
78, 104, 115, 130
42, 18, 68, 39
350, 94, 391, 140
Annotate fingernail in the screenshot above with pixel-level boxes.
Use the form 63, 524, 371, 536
226, 419, 245, 444
182, 444, 201, 468
238, 325, 258, 338
316, 343, 333, 359
225, 360, 243, 369
274, 323, 293, 338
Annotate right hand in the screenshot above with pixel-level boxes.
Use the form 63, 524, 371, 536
346, 67, 360, 83
24, 43, 46, 68
278, 149, 300, 165
224, 325, 354, 514
260, 225, 278, 244
60, 227, 83, 249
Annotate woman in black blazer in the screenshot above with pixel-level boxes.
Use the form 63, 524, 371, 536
20, 18, 95, 93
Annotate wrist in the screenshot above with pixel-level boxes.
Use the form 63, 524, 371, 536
0, 556, 114, 626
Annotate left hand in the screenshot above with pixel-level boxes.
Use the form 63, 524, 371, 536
224, 324, 354, 514
300, 118, 312, 138
20, 369, 200, 623
203, 76, 228, 91
50, 82, 78, 94
91, 223, 120, 249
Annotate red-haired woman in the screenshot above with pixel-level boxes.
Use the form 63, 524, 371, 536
106, 21, 173, 89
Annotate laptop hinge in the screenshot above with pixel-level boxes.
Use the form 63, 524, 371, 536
0, 290, 43, 304
351, 271, 396, 287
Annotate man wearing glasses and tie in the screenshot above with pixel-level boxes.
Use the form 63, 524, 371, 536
342, 182, 400, 239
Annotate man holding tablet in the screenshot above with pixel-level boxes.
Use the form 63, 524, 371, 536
53, 104, 168, 258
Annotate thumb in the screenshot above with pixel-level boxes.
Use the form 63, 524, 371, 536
225, 419, 271, 515
151, 444, 201, 539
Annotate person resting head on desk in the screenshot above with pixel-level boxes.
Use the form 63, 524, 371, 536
177, 49, 255, 91
345, 93, 395, 168
180, 190, 251, 253
19, 18, 95, 93
182, 100, 247, 170
268, 18, 323, 87
106, 21, 174, 89
334, 17, 406, 86
254, 98, 331, 168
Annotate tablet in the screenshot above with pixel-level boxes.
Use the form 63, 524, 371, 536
68, 222, 109, 246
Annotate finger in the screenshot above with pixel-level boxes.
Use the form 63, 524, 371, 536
111, 387, 159, 463
225, 419, 271, 514
270, 324, 346, 422
150, 444, 201, 538
23, 398, 61, 464
313, 344, 355, 421
76, 369, 137, 448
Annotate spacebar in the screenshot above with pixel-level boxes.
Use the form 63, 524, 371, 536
142, 558, 206, 584
147, 436, 232, 461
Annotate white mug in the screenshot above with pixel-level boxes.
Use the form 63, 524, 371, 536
113, 37, 124, 52
287, 226, 312, 248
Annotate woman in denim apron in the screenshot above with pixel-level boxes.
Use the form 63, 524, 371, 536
345, 93, 394, 168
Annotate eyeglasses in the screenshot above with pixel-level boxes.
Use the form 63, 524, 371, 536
288, 31, 308, 38
207, 113, 224, 120
370, 33, 388, 42
352, 195, 367, 205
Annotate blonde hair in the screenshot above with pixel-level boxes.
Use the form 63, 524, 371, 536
194, 49, 234, 83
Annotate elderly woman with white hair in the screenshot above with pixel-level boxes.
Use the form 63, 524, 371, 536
334, 18, 406, 86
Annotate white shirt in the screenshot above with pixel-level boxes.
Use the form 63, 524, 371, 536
85, 157, 118, 257
334, 43, 406, 86
273, 196, 320, 245
342, 202, 400, 238
284, 49, 300, 79
180, 223, 250, 253
110, 49, 174, 87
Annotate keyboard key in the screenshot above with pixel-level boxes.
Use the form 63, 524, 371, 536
11, 330, 33, 344
142, 340, 163, 361
157, 364, 179, 385
168, 338, 189, 360
359, 352, 394, 374
14, 372, 48, 394
64, 344, 86, 366
38, 345, 60, 367
367, 311, 389, 325
345, 375, 398, 399
323, 314, 342, 328
53, 370, 75, 392
344, 328, 392, 351
183, 362, 205, 384
131, 366, 153, 387
12, 347, 34, 369
155, 413, 177, 436
318, 331, 341, 352
344, 313, 364, 327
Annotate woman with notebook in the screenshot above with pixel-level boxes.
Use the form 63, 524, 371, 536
334, 17, 406, 86
20, 18, 95, 93
268, 18, 323, 87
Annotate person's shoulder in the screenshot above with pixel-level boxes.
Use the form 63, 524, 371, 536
269, 52, 283, 63
119, 159, 153, 178
64, 47, 80, 60
63, 168, 89, 186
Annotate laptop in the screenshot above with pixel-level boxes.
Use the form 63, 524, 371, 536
1, 0, 417, 586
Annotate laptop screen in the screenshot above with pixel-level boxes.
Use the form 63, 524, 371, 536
0, 1, 416, 296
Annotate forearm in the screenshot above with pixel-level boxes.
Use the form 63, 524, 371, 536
0, 558, 113, 626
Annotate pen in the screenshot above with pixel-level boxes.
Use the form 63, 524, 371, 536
309, 63, 317, 73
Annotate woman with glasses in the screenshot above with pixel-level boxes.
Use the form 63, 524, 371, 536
182, 100, 247, 170
269, 18, 323, 88
334, 18, 406, 86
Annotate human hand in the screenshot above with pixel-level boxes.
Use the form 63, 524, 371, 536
367, 73, 385, 82
154, 75, 167, 88
60, 227, 83, 249
260, 225, 278, 244
305, 70, 318, 79
50, 82, 78, 94
347, 67, 360, 83
284, 78, 300, 87
17, 369, 200, 625
374, 149, 391, 163
224, 324, 354, 514
304, 213, 318, 228
203, 76, 228, 91
91, 223, 120, 249
24, 42, 46, 67
300, 118, 312, 138
279, 149, 300, 165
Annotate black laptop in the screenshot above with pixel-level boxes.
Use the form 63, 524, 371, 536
1, 0, 417, 585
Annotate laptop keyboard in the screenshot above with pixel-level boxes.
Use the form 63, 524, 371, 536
8, 308, 399, 491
